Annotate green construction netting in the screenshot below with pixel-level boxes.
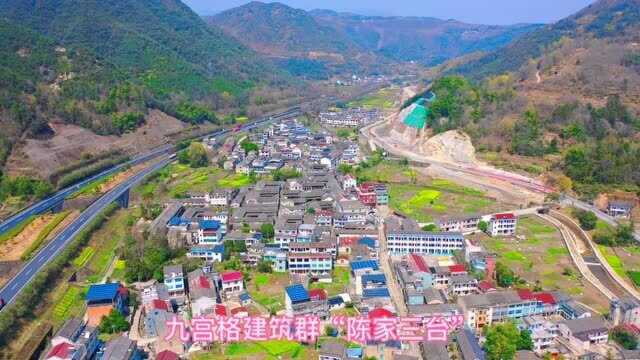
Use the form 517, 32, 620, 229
403, 103, 429, 129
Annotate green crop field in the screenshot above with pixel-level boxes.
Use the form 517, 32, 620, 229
73, 247, 95, 268
52, 286, 83, 322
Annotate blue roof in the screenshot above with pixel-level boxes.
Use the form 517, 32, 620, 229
361, 273, 386, 285
362, 288, 390, 299
328, 296, 344, 306
213, 244, 224, 254
168, 216, 189, 227
358, 237, 376, 249
346, 347, 363, 358
285, 284, 309, 303
199, 220, 220, 230
239, 292, 251, 301
350, 260, 379, 272
86, 283, 120, 302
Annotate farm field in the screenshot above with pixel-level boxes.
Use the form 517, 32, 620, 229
472, 216, 610, 312
387, 179, 500, 223
247, 272, 291, 314
192, 340, 316, 359
309, 267, 350, 296
347, 87, 399, 110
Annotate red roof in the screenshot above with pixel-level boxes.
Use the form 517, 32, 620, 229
152, 299, 169, 311
449, 264, 466, 273
117, 286, 128, 297
533, 292, 556, 305
157, 350, 179, 360
309, 288, 328, 301
478, 281, 496, 292
494, 213, 515, 220
410, 254, 429, 273
231, 307, 248, 315
47, 342, 72, 359
517, 289, 535, 300
215, 304, 227, 316
221, 271, 243, 283
368, 308, 394, 319
199, 276, 211, 289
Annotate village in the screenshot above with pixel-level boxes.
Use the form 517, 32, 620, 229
39, 113, 640, 360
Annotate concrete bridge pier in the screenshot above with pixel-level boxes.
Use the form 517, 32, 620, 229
115, 189, 130, 209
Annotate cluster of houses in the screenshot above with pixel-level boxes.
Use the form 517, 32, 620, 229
319, 108, 382, 128
217, 119, 363, 175
40, 115, 640, 360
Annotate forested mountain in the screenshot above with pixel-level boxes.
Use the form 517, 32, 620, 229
451, 0, 640, 79
428, 0, 640, 197
0, 0, 289, 181
0, 0, 283, 101
310, 10, 541, 67
209, 1, 541, 78
209, 1, 389, 78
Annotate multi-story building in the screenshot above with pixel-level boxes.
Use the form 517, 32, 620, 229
611, 297, 640, 327
163, 265, 185, 300
356, 183, 378, 207
558, 317, 609, 353
188, 269, 217, 317
520, 316, 559, 354
386, 231, 465, 256
334, 200, 369, 228
487, 213, 517, 237
607, 200, 635, 218
438, 216, 481, 233
263, 247, 288, 272
289, 241, 336, 258
220, 271, 244, 297
46, 318, 99, 360
458, 290, 559, 330
196, 220, 223, 245
287, 253, 333, 275
187, 244, 224, 263
284, 284, 329, 319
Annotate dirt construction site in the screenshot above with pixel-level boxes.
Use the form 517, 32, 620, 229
361, 87, 550, 206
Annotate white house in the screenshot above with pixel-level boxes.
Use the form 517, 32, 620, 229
487, 213, 517, 237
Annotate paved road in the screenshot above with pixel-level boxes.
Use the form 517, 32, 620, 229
0, 107, 301, 309
0, 157, 172, 306
561, 195, 640, 241
0, 145, 174, 236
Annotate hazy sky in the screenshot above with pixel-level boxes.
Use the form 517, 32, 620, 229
184, 0, 597, 25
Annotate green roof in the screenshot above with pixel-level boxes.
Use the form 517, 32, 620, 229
403, 104, 429, 129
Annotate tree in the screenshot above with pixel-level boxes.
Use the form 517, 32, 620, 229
611, 327, 638, 350
484, 322, 519, 360
478, 221, 489, 233
260, 223, 274, 240
574, 210, 597, 231
186, 142, 208, 168
422, 224, 439, 232
511, 109, 544, 157
99, 309, 130, 334
495, 262, 516, 288
240, 141, 259, 155
338, 164, 353, 175
257, 260, 273, 273
517, 329, 534, 351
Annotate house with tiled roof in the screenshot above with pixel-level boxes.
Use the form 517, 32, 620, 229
85, 283, 127, 327
285, 284, 329, 318
487, 213, 517, 236
46, 318, 98, 360
187, 269, 217, 317
220, 270, 244, 297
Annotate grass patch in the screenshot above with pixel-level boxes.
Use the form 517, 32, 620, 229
217, 174, 254, 189
249, 272, 290, 313
309, 267, 350, 296
545, 247, 569, 263
628, 271, 640, 287
66, 174, 114, 199
0, 215, 36, 245
503, 251, 527, 263
598, 245, 625, 277
21, 211, 70, 261
72, 247, 95, 268
347, 87, 397, 110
